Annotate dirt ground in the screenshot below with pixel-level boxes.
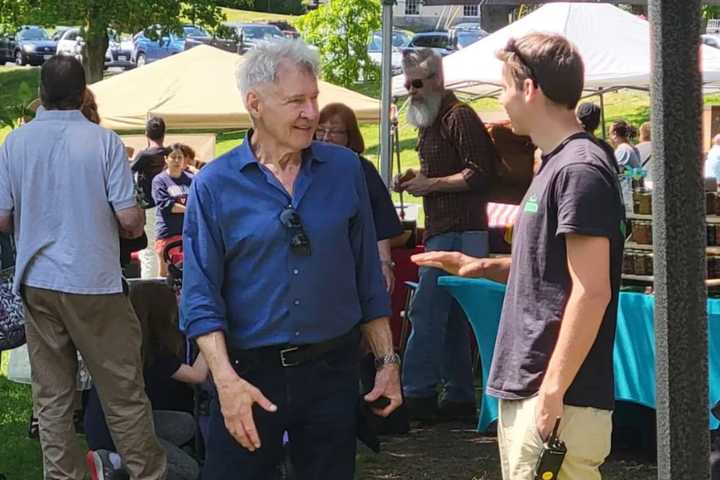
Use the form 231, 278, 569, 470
355, 421, 657, 480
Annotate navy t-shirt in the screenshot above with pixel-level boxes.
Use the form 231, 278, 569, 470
151, 170, 193, 239
487, 133, 625, 411
359, 156, 403, 241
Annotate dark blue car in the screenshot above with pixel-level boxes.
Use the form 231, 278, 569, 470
132, 25, 209, 67
0, 26, 57, 66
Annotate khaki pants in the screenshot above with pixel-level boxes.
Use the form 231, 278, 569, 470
23, 286, 167, 480
497, 397, 612, 480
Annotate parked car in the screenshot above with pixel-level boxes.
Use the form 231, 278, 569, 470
52, 26, 73, 42
406, 31, 455, 56
228, 23, 285, 53
132, 25, 209, 66
0, 26, 57, 66
451, 29, 486, 49
185, 23, 285, 55
703, 34, 720, 49
367, 32, 405, 75
57, 28, 134, 69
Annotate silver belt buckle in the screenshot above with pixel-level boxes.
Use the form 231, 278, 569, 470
280, 346, 300, 367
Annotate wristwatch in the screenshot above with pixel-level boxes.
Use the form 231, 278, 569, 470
380, 259, 396, 269
375, 353, 401, 370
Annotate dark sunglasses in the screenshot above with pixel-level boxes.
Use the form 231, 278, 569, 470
404, 73, 435, 91
279, 207, 311, 256
505, 39, 542, 90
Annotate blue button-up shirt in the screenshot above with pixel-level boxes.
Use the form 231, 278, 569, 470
180, 134, 391, 349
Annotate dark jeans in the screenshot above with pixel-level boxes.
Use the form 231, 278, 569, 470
202, 337, 360, 480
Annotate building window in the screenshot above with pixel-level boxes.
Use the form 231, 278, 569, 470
405, 0, 420, 15
463, 4, 479, 17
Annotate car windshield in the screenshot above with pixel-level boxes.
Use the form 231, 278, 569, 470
183, 26, 209, 38
457, 32, 482, 48
412, 34, 449, 49
371, 31, 413, 50
243, 26, 283, 40
19, 29, 48, 41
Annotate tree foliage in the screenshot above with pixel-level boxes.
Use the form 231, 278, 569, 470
0, 0, 249, 83
296, 0, 380, 87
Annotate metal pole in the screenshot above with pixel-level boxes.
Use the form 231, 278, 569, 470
649, 1, 709, 479
598, 88, 607, 139
379, 0, 394, 186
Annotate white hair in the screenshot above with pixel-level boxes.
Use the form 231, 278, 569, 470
236, 38, 320, 98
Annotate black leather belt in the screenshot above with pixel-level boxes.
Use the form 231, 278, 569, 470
230, 327, 359, 369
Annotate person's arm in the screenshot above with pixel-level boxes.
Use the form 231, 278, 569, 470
377, 239, 395, 293
151, 175, 177, 214
116, 206, 144, 238
181, 179, 276, 451
348, 158, 402, 416
171, 204, 187, 214
412, 251, 512, 284
535, 234, 611, 440
106, 135, 144, 237
402, 106, 496, 196
0, 140, 14, 234
171, 352, 209, 384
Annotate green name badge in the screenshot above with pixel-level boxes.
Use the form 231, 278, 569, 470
524, 195, 539, 213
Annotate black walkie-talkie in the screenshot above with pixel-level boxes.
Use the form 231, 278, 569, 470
534, 417, 567, 480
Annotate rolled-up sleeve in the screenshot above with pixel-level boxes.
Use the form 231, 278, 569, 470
106, 136, 137, 211
0, 140, 12, 215
180, 177, 228, 339
349, 160, 392, 322
447, 107, 497, 192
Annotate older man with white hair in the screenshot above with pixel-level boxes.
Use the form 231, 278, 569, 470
393, 48, 498, 422
180, 38, 401, 479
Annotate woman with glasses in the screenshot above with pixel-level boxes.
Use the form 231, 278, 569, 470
316, 103, 403, 293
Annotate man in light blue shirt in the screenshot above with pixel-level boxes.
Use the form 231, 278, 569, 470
181, 39, 402, 479
706, 134, 720, 180
0, 56, 166, 480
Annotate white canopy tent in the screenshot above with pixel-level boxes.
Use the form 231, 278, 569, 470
392, 2, 720, 98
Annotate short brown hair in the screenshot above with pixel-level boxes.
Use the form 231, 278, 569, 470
639, 122, 651, 141
80, 89, 100, 124
318, 103, 365, 154
496, 33, 584, 110
168, 143, 195, 160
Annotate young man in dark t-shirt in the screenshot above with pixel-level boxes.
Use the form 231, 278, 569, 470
132, 116, 167, 278
412, 33, 624, 479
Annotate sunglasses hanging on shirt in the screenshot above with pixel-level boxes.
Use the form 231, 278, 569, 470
279, 207, 311, 256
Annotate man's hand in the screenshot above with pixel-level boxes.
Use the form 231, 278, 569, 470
215, 372, 277, 452
364, 364, 402, 417
412, 251, 486, 277
535, 390, 564, 443
401, 171, 436, 197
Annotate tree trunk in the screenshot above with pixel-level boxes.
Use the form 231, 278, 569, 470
82, 17, 108, 84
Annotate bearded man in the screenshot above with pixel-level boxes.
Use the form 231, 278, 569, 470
393, 48, 498, 422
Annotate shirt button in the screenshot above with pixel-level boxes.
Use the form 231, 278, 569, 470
292, 269, 299, 275
293, 299, 301, 306
295, 331, 300, 336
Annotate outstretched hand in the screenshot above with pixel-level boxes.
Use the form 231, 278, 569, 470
411, 251, 487, 277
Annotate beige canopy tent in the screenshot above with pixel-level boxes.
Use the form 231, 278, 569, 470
89, 45, 381, 131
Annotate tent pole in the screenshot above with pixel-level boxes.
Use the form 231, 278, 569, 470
379, 0, 394, 186
599, 87, 607, 139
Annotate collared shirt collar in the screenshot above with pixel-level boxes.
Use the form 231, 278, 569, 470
34, 108, 87, 122
231, 129, 326, 172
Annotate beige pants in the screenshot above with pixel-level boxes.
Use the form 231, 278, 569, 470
23, 286, 167, 480
497, 397, 612, 480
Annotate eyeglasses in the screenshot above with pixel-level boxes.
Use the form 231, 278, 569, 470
279, 207, 311, 256
505, 38, 542, 90
316, 128, 347, 139
404, 73, 435, 91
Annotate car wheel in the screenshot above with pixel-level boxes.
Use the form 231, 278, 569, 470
136, 53, 146, 67
15, 50, 25, 66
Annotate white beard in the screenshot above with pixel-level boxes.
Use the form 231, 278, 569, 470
406, 94, 443, 128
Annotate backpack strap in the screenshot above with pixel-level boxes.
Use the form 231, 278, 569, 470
0, 233, 14, 270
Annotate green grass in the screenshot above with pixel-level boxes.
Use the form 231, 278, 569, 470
0, 351, 43, 479
221, 7, 299, 24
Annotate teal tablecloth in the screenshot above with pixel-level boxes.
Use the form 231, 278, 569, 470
438, 276, 720, 432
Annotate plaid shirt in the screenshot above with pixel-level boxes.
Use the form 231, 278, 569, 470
417, 92, 496, 240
